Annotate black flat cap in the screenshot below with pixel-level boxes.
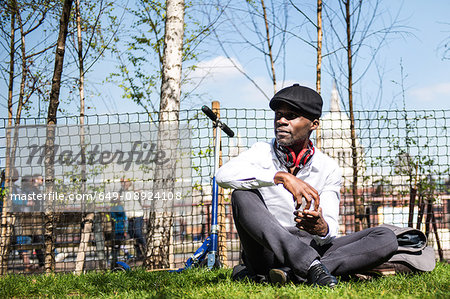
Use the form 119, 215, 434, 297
269, 84, 323, 120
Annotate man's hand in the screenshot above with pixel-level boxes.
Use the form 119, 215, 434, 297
294, 208, 328, 236
273, 171, 320, 211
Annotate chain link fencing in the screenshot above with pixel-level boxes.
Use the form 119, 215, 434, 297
0, 106, 449, 274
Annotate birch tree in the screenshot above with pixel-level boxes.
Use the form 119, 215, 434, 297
73, 0, 92, 273
145, 0, 185, 269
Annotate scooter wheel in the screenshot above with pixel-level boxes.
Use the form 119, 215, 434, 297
199, 255, 222, 269
112, 261, 131, 272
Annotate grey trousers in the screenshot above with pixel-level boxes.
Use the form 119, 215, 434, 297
232, 189, 398, 279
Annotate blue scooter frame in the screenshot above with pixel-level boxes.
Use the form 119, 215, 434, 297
173, 105, 234, 272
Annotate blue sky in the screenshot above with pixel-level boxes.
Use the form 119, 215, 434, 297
3, 1, 448, 118
90, 0, 449, 116
385, 0, 449, 110
179, 0, 450, 113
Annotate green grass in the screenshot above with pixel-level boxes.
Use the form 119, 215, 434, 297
0, 263, 449, 298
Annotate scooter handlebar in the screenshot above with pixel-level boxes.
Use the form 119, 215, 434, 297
201, 105, 217, 121
201, 105, 235, 137
220, 123, 235, 137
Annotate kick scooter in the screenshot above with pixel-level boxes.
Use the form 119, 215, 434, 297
173, 105, 234, 271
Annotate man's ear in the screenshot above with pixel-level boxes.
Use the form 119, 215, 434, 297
311, 119, 320, 130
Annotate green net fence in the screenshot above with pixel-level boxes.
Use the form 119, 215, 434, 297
0, 106, 448, 274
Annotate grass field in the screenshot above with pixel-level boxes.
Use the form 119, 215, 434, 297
0, 262, 448, 298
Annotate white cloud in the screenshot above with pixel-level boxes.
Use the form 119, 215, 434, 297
410, 82, 450, 102
184, 56, 318, 109
189, 56, 244, 80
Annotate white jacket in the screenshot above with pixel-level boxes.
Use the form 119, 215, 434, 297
216, 140, 342, 245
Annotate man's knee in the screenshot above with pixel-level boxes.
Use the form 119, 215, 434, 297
231, 189, 267, 222
372, 226, 398, 256
231, 189, 262, 207
230, 189, 242, 206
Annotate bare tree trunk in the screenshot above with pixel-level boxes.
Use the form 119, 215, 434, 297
7, 1, 15, 127
145, 0, 184, 269
8, 1, 31, 178
261, 0, 276, 94
408, 187, 417, 228
315, 0, 323, 149
5, 0, 15, 167
7, 4, 28, 197
47, 0, 73, 125
75, 212, 94, 273
315, 0, 322, 94
430, 206, 444, 261
73, 0, 93, 274
15, 6, 28, 126
76, 0, 86, 132
45, 0, 73, 273
0, 1, 17, 274
345, 0, 363, 232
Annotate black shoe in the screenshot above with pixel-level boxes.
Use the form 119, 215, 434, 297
307, 263, 338, 288
232, 264, 251, 281
269, 268, 289, 285
232, 264, 268, 283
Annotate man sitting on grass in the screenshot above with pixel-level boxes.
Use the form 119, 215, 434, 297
216, 84, 398, 287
